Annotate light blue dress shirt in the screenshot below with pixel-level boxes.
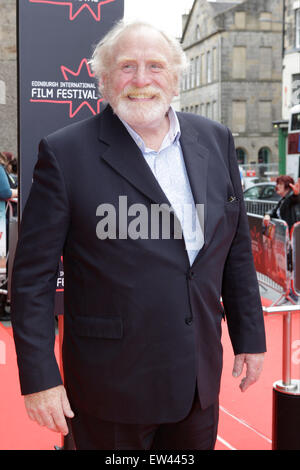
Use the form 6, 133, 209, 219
120, 106, 204, 265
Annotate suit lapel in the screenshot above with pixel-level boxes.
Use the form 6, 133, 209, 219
98, 105, 171, 207
98, 106, 209, 262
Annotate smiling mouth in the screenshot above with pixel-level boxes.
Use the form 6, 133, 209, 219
127, 94, 156, 101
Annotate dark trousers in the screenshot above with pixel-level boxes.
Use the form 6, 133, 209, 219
68, 390, 219, 450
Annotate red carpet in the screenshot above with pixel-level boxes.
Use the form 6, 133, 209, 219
216, 297, 300, 450
0, 297, 299, 450
0, 324, 63, 450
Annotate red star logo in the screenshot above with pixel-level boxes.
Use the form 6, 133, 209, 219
29, 0, 116, 21
30, 58, 103, 118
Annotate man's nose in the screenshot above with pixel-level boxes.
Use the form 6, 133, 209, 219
132, 65, 151, 87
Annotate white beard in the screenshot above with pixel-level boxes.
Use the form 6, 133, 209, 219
106, 86, 171, 130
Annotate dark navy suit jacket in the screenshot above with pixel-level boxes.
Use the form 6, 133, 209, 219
11, 105, 266, 424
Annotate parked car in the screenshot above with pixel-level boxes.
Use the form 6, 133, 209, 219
243, 176, 260, 190
243, 182, 280, 201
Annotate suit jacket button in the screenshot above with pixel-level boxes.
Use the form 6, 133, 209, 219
185, 317, 193, 325
187, 271, 196, 280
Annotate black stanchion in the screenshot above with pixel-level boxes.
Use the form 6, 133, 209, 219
272, 383, 300, 450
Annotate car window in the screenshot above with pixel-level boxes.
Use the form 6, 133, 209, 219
243, 186, 261, 199
261, 186, 276, 199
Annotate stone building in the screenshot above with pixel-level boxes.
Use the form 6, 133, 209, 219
282, 0, 300, 119
0, 0, 17, 157
180, 0, 283, 165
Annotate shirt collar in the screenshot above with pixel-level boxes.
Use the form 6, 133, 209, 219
119, 105, 181, 154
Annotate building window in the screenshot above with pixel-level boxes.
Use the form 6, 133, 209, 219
296, 9, 300, 48
195, 56, 201, 87
258, 147, 271, 163
236, 148, 247, 164
212, 101, 218, 121
207, 51, 212, 83
259, 101, 272, 132
232, 101, 246, 133
195, 25, 201, 41
190, 58, 195, 88
186, 66, 190, 90
232, 47, 246, 79
260, 12, 272, 30
235, 12, 246, 29
206, 102, 212, 119
201, 53, 206, 85
259, 47, 272, 80
213, 47, 218, 81
292, 73, 300, 107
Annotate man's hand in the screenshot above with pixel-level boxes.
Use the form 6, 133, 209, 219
232, 353, 265, 392
24, 385, 74, 435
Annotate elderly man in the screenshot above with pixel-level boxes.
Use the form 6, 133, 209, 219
11, 21, 266, 450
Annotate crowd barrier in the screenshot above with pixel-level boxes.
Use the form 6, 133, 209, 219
248, 214, 299, 305
248, 213, 300, 450
244, 199, 277, 217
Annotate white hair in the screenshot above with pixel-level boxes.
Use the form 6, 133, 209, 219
89, 20, 187, 94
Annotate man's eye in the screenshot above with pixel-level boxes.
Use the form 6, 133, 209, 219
150, 63, 162, 71
122, 64, 136, 72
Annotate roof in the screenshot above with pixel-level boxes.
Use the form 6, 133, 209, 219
209, 2, 243, 16
181, 0, 247, 42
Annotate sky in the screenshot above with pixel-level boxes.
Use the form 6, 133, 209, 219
123, 0, 195, 38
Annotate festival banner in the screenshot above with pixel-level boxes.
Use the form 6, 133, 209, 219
248, 214, 290, 292
18, 0, 124, 314
18, 0, 124, 210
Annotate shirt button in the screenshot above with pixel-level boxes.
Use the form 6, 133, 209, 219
185, 317, 193, 325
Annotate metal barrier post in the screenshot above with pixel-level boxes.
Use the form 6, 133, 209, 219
282, 312, 293, 388
263, 305, 300, 450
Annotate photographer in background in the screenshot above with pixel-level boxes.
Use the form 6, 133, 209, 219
263, 176, 300, 231
264, 175, 300, 303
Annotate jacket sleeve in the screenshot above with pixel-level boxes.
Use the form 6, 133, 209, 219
288, 193, 300, 204
11, 138, 70, 395
221, 128, 267, 355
